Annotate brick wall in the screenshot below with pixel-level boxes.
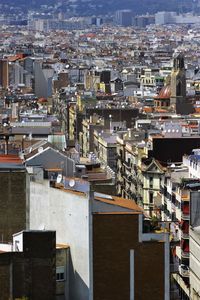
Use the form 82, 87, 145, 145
0, 231, 56, 300
93, 213, 165, 300
0, 253, 10, 299
0, 171, 27, 242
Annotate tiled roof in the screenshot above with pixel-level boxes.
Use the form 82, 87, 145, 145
0, 155, 24, 169
95, 195, 143, 212
0, 155, 22, 164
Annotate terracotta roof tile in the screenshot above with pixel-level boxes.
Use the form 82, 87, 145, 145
95, 195, 143, 212
0, 155, 22, 164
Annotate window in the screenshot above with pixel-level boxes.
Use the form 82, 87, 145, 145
149, 177, 153, 188
56, 266, 65, 281
149, 207, 153, 217
149, 192, 153, 204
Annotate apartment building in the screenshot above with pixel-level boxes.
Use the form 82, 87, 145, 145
116, 129, 164, 215
162, 168, 191, 299
0, 59, 8, 89
190, 191, 200, 300
116, 129, 146, 199
34, 61, 54, 98
29, 173, 170, 300
81, 115, 104, 157
93, 129, 117, 171
140, 68, 162, 88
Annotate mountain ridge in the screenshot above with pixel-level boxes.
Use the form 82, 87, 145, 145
0, 0, 194, 15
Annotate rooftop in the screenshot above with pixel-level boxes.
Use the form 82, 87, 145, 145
53, 179, 143, 212
0, 155, 24, 170
95, 194, 143, 212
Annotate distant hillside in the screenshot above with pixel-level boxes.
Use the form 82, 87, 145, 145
77, 0, 193, 15
0, 0, 193, 15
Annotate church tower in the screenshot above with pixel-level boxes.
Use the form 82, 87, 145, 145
170, 53, 186, 113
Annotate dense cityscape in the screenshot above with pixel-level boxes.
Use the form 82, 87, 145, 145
1, 0, 200, 299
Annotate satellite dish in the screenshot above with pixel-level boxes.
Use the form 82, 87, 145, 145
69, 179, 75, 187
56, 174, 62, 184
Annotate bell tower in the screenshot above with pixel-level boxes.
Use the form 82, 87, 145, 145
170, 53, 186, 112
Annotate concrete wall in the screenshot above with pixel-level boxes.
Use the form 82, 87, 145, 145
29, 180, 90, 300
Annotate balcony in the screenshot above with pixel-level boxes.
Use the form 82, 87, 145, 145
179, 264, 189, 277
131, 177, 137, 185
123, 161, 131, 170
181, 250, 189, 259
181, 232, 189, 239
176, 208, 182, 221
182, 213, 190, 221
160, 188, 164, 196
131, 192, 137, 200
176, 246, 181, 260
116, 180, 123, 185
172, 273, 190, 298
181, 203, 189, 221
181, 238, 189, 258
181, 194, 189, 201
138, 178, 143, 186
124, 176, 132, 184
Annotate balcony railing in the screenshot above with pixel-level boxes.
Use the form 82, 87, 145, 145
123, 161, 131, 169
182, 214, 190, 221
181, 250, 189, 259
179, 265, 189, 277
181, 232, 189, 239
